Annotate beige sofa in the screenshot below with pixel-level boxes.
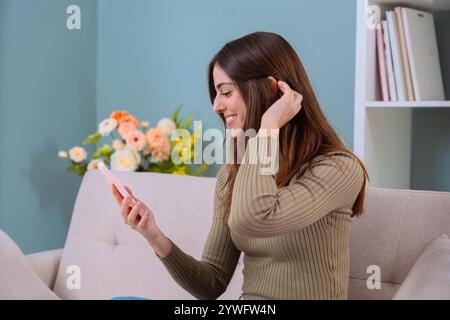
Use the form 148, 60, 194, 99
1, 170, 449, 299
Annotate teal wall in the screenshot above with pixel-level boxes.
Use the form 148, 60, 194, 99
1, 0, 448, 255
9, 0, 449, 254
0, 0, 97, 253
1, 0, 357, 254
96, 0, 357, 178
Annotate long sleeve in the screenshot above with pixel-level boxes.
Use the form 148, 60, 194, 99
228, 135, 364, 238
157, 166, 241, 300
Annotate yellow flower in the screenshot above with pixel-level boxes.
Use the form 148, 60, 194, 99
172, 166, 188, 175
99, 144, 113, 155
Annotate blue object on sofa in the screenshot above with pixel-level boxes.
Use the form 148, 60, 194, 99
111, 296, 152, 300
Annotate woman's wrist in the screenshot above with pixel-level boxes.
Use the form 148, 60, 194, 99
146, 229, 172, 258
260, 118, 279, 134
258, 126, 280, 138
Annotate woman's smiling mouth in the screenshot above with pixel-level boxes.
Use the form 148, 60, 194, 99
225, 114, 237, 127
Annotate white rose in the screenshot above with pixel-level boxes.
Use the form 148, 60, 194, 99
157, 118, 176, 135
110, 147, 141, 171
140, 121, 150, 128
98, 118, 118, 137
58, 150, 68, 159
69, 146, 87, 163
112, 139, 125, 150
87, 159, 103, 171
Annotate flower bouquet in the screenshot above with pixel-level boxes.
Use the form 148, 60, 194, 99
58, 106, 207, 176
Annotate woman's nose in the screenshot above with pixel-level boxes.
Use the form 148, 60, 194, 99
213, 99, 226, 113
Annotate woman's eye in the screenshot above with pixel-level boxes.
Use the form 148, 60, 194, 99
222, 92, 232, 97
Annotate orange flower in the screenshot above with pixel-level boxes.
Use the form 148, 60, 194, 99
121, 114, 139, 127
118, 121, 138, 139
145, 128, 170, 162
110, 110, 129, 124
125, 130, 146, 152
110, 110, 140, 127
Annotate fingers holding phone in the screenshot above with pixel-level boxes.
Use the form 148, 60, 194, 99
111, 184, 161, 241
111, 184, 132, 206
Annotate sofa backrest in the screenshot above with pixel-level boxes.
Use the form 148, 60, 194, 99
349, 187, 450, 299
53, 170, 243, 300
53, 171, 450, 300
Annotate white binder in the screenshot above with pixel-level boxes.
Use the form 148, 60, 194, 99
386, 11, 406, 101
402, 7, 445, 100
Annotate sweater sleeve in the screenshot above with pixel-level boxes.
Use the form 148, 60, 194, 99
228, 135, 365, 238
157, 166, 241, 300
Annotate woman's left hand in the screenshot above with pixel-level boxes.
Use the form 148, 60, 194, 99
261, 80, 303, 130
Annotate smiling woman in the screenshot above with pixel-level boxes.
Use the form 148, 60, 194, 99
112, 31, 370, 300
206, 32, 369, 225
212, 71, 246, 129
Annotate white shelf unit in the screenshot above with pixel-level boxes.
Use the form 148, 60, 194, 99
354, 0, 450, 189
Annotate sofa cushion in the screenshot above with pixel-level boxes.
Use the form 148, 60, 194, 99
393, 234, 450, 300
26, 249, 63, 289
0, 229, 60, 300
349, 188, 450, 299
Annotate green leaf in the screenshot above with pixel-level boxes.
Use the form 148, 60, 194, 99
75, 165, 87, 176
171, 103, 184, 128
66, 162, 87, 176
193, 163, 208, 176
99, 144, 113, 157
83, 132, 101, 145
66, 165, 76, 174
181, 114, 192, 129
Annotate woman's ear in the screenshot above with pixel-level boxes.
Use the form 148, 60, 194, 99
266, 76, 282, 99
267, 76, 277, 90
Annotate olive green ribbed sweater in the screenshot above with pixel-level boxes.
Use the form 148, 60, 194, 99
158, 136, 364, 300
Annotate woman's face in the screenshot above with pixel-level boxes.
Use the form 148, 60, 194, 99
212, 64, 246, 129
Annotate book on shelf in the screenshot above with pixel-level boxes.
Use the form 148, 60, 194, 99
395, 7, 414, 101
382, 20, 397, 101
402, 7, 445, 101
386, 10, 407, 101
375, 7, 445, 102
376, 23, 389, 101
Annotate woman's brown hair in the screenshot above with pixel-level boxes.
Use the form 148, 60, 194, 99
207, 31, 369, 220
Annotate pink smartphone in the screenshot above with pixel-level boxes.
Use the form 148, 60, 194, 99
98, 162, 137, 208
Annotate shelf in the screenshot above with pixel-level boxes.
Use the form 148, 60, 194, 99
374, 0, 450, 11
366, 100, 450, 108
354, 0, 450, 191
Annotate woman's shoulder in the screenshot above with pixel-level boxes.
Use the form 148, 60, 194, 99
312, 150, 359, 165
298, 151, 364, 181
214, 165, 229, 197
216, 165, 229, 182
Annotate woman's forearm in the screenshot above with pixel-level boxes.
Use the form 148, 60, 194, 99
146, 229, 172, 258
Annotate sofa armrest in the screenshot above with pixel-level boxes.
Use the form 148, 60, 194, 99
0, 229, 60, 299
26, 249, 63, 289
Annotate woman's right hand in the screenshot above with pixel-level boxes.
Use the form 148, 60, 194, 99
111, 184, 162, 242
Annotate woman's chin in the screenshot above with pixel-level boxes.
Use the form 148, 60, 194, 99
228, 126, 243, 138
